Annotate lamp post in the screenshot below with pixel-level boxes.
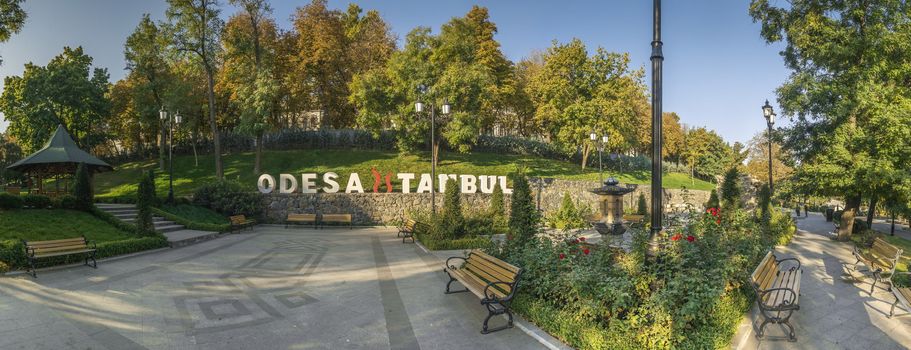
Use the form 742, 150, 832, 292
160, 109, 182, 203
762, 100, 775, 195
650, 0, 664, 236
590, 131, 610, 184
415, 91, 450, 215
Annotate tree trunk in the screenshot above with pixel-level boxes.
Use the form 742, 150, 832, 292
581, 145, 590, 169
204, 67, 223, 180
838, 195, 862, 240
192, 130, 199, 168
866, 196, 877, 226
254, 132, 263, 174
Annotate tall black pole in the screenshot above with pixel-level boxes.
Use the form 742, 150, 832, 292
767, 122, 774, 195
598, 143, 603, 184
431, 104, 436, 216
167, 114, 175, 203
650, 0, 663, 236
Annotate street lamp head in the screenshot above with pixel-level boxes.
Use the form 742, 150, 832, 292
174, 111, 182, 124
769, 112, 775, 126
159, 109, 167, 121
762, 100, 774, 120
589, 130, 597, 141
414, 101, 424, 113
602, 134, 609, 144
441, 100, 450, 115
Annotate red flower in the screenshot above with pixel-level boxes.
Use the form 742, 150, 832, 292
579, 236, 586, 242
583, 249, 590, 255
559, 253, 566, 260
671, 234, 682, 241
686, 235, 695, 242
716, 219, 721, 224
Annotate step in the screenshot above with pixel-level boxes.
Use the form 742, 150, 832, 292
107, 210, 139, 216
123, 217, 167, 223
95, 204, 136, 210
156, 224, 186, 233
164, 230, 223, 248
153, 220, 176, 227
113, 212, 139, 218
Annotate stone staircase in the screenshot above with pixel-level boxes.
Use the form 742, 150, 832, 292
96, 203, 186, 233
96, 203, 226, 248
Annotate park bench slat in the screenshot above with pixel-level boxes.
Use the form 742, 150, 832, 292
444, 249, 522, 334
852, 237, 903, 294
27, 238, 87, 247
32, 245, 91, 255
34, 248, 96, 258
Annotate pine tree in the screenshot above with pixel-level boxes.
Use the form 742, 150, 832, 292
72, 163, 93, 211
489, 184, 505, 217
705, 189, 720, 209
720, 167, 742, 209
637, 193, 648, 215
440, 178, 464, 239
135, 170, 156, 235
508, 173, 538, 242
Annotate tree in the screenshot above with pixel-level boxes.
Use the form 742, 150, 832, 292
526, 39, 648, 168
0, 47, 111, 153
135, 170, 157, 235
0, 132, 22, 184
744, 132, 792, 185
508, 172, 538, 242
0, 0, 26, 65
751, 0, 911, 239
720, 167, 742, 209
221, 0, 281, 174
637, 193, 648, 215
489, 184, 505, 217
439, 178, 464, 239
681, 127, 733, 181
165, 0, 225, 180
125, 14, 173, 171
73, 163, 93, 211
662, 112, 685, 163
705, 189, 720, 209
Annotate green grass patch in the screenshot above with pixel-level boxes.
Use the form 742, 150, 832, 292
0, 209, 136, 242
94, 150, 715, 198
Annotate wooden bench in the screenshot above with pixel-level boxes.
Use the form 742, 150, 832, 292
398, 219, 417, 242
321, 214, 352, 229
888, 272, 911, 318
852, 237, 903, 294
285, 213, 317, 229
751, 251, 802, 341
23, 237, 97, 278
5, 186, 20, 195
229, 215, 256, 232
444, 250, 522, 334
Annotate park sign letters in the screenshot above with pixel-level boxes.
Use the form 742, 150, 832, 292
257, 171, 513, 195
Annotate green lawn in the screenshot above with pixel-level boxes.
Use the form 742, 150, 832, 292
0, 209, 134, 242
159, 204, 229, 225
95, 149, 715, 197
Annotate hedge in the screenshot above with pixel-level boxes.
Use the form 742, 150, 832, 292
414, 231, 492, 250
0, 236, 168, 273
152, 207, 230, 232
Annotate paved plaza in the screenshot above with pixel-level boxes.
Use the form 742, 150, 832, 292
0, 227, 554, 350
736, 212, 911, 350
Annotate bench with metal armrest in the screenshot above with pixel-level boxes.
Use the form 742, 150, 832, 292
444, 249, 522, 334
23, 236, 97, 278
751, 251, 802, 341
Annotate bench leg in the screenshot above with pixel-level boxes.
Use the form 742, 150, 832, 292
871, 270, 882, 294
890, 295, 900, 318
756, 305, 797, 342
481, 302, 514, 334
27, 257, 37, 278
85, 251, 97, 269
443, 269, 468, 294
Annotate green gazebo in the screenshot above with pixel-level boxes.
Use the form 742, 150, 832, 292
6, 124, 113, 196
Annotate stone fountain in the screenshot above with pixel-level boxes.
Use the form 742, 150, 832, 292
588, 177, 635, 235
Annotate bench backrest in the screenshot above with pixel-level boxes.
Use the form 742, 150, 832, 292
288, 213, 316, 220
403, 219, 416, 230
229, 215, 247, 225
24, 237, 88, 255
871, 237, 903, 269
751, 251, 780, 291
463, 250, 521, 298
322, 214, 351, 222
5, 186, 19, 195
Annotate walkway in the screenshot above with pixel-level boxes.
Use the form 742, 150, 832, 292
0, 226, 551, 349
735, 212, 911, 349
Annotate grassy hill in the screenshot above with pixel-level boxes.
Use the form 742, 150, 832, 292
94, 149, 715, 198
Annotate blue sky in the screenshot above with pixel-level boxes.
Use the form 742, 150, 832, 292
0, 0, 788, 144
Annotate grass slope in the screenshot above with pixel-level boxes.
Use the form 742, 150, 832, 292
0, 209, 135, 242
159, 204, 229, 225
95, 150, 715, 197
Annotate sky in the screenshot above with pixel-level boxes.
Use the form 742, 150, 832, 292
0, 0, 789, 144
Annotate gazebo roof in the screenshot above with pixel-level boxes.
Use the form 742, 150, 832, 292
6, 124, 113, 174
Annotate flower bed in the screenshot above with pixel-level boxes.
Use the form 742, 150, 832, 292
489, 207, 793, 349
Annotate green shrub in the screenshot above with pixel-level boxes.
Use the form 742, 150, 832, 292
73, 162, 93, 210
508, 172, 538, 242
54, 195, 79, 210
438, 179, 465, 239
135, 170, 156, 234
415, 231, 492, 250
705, 189, 720, 209
553, 192, 588, 230
193, 181, 262, 217
637, 192, 648, 215
720, 167, 741, 209
22, 194, 51, 209
0, 236, 168, 271
0, 193, 23, 209
490, 184, 505, 217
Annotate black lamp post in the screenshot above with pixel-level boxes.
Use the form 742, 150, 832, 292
415, 89, 450, 215
160, 109, 182, 203
762, 100, 775, 195
650, 0, 664, 236
590, 131, 609, 184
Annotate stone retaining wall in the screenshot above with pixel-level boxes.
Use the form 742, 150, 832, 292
261, 179, 712, 225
